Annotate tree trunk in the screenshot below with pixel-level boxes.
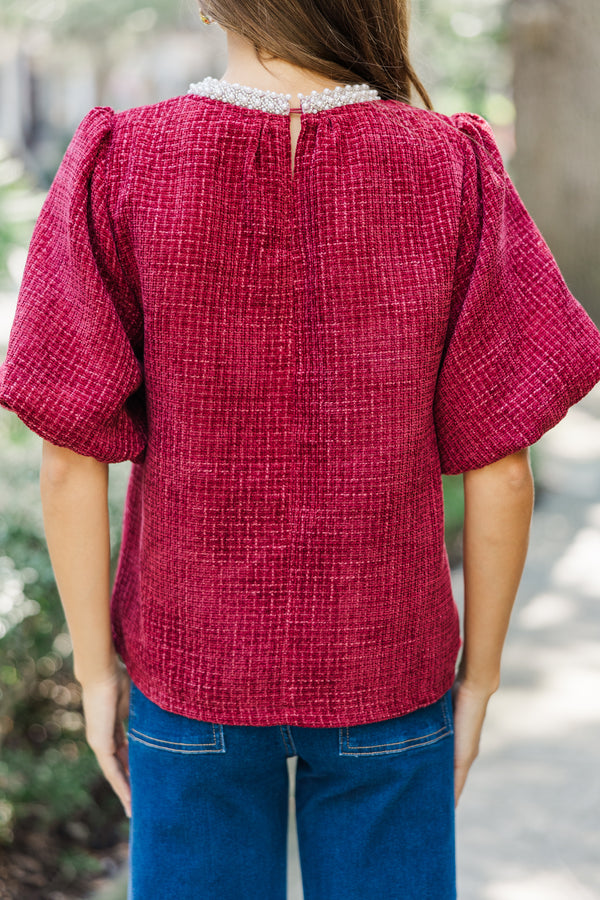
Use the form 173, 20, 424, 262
508, 0, 600, 324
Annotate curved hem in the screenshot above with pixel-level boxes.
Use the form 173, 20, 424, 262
121, 638, 462, 728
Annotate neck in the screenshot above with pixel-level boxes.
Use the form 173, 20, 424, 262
219, 30, 351, 106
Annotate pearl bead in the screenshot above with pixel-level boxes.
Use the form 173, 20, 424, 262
187, 76, 381, 115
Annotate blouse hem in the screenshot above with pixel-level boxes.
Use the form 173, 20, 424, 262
120, 638, 462, 728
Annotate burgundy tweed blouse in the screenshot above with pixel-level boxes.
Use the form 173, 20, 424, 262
2, 79, 600, 727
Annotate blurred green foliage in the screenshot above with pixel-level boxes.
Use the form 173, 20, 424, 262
442, 474, 464, 566
415, 0, 513, 120
0, 0, 196, 33
0, 143, 45, 288
0, 411, 131, 889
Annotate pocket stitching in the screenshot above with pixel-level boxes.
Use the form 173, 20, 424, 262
128, 731, 225, 754
342, 720, 448, 752
129, 722, 219, 748
340, 723, 450, 755
127, 723, 226, 754
338, 693, 453, 756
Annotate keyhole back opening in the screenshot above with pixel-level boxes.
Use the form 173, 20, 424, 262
289, 109, 302, 179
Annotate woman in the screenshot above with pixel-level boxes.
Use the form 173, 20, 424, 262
1, 1, 600, 897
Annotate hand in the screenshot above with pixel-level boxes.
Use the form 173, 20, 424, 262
451, 678, 496, 808
79, 663, 132, 818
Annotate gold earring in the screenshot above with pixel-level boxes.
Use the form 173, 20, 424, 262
199, 9, 213, 24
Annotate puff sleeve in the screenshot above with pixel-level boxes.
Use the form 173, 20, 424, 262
433, 111, 600, 475
0, 106, 147, 464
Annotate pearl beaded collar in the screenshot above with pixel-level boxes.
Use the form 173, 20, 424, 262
187, 76, 381, 115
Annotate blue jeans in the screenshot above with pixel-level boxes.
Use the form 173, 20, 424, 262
126, 679, 456, 899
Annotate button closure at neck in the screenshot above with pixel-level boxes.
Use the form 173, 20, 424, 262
187, 76, 381, 115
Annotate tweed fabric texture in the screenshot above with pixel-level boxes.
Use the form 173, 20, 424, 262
2, 94, 600, 727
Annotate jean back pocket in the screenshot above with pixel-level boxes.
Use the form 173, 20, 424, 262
127, 680, 226, 754
339, 689, 453, 757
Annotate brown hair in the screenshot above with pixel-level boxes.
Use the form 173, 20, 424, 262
200, 0, 434, 110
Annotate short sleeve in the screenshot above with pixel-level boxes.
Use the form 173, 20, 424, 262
433, 111, 600, 475
0, 106, 147, 464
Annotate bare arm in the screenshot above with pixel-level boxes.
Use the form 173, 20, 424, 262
39, 439, 116, 685
39, 439, 131, 817
452, 446, 535, 805
459, 445, 535, 691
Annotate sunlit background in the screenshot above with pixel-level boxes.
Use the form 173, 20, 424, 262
1, 2, 599, 899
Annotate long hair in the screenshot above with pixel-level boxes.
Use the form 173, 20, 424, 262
199, 0, 434, 109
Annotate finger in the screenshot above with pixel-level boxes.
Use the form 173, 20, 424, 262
454, 774, 465, 807
118, 681, 131, 721
97, 751, 132, 816
454, 763, 470, 805
113, 741, 131, 789
102, 753, 131, 807
112, 715, 131, 774
115, 739, 130, 779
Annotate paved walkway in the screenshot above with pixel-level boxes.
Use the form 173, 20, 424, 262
451, 385, 600, 899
